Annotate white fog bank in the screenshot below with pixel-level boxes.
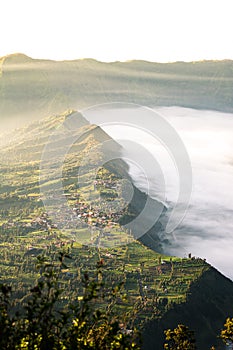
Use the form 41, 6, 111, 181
85, 106, 233, 280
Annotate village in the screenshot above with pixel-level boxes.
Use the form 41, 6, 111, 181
0, 162, 208, 321
0, 172, 134, 251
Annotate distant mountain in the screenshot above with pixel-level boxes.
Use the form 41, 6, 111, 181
1, 54, 233, 129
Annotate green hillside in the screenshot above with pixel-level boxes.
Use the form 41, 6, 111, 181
1, 54, 233, 130
0, 110, 233, 349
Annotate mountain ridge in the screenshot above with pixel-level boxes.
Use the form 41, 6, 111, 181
1, 53, 233, 65
1, 54, 233, 131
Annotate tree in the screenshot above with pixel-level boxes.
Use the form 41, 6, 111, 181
164, 324, 197, 350
220, 317, 233, 348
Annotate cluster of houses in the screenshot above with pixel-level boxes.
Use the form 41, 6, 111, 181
72, 200, 125, 229
94, 178, 118, 190
29, 213, 57, 230
0, 213, 56, 232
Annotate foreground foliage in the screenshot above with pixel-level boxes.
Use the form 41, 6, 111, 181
1, 254, 233, 349
164, 321, 233, 350
0, 255, 140, 350
220, 317, 233, 347
164, 324, 196, 350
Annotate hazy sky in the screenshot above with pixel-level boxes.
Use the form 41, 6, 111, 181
1, 0, 233, 62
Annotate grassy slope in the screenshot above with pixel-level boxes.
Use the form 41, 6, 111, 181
1, 54, 233, 130
0, 111, 233, 349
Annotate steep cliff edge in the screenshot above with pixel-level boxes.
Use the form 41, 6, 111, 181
143, 267, 233, 349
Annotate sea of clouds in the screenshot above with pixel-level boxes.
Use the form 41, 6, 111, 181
85, 106, 233, 280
